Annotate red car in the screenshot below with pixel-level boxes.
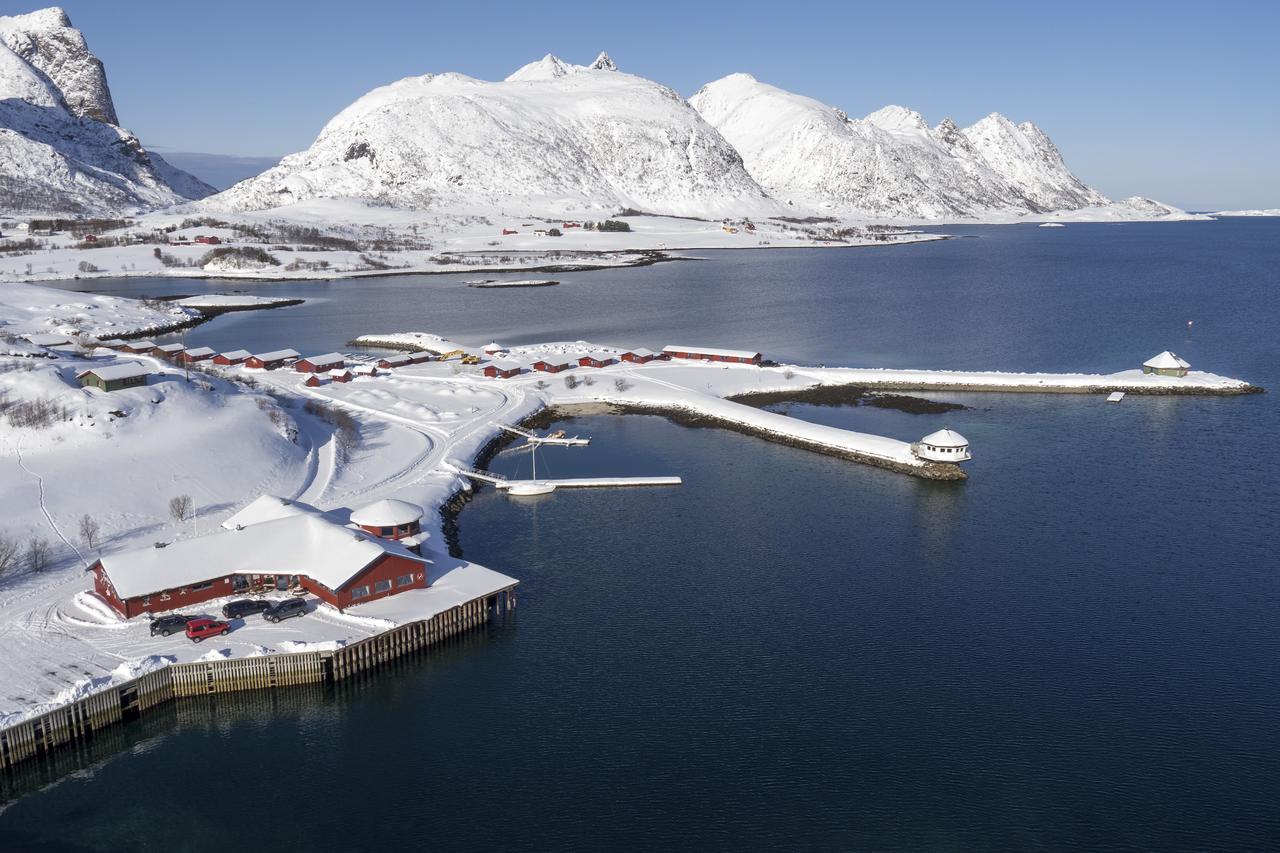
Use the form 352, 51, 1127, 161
185, 618, 230, 643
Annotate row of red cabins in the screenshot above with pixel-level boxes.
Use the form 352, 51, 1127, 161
100, 340, 435, 376
483, 346, 763, 379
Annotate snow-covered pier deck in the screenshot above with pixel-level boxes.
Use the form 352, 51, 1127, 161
790, 365, 1260, 395
498, 476, 682, 489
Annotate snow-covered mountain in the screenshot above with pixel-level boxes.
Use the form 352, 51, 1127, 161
0, 7, 212, 215
689, 73, 1179, 220
210, 53, 777, 218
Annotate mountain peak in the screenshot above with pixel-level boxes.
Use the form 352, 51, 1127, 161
505, 53, 575, 82
0, 5, 117, 123
864, 104, 928, 133
589, 51, 618, 71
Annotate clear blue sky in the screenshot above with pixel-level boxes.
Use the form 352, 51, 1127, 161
46, 0, 1280, 210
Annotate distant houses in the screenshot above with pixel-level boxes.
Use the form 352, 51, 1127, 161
177, 347, 216, 365
533, 357, 572, 373
120, 340, 157, 354
578, 352, 616, 369
483, 360, 523, 379
375, 354, 413, 369
77, 364, 152, 392
621, 348, 659, 364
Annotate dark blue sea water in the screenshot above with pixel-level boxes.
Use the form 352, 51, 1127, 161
2, 220, 1277, 851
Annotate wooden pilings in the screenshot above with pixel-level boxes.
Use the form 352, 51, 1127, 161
0, 585, 517, 774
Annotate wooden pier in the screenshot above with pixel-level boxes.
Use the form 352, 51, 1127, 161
0, 586, 515, 776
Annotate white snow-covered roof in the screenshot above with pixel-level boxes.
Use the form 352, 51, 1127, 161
1143, 351, 1190, 370
126, 340, 156, 349
252, 348, 300, 362
183, 347, 216, 358
77, 363, 152, 382
920, 428, 969, 447
221, 495, 315, 530
379, 353, 413, 365
535, 355, 571, 365
100, 514, 424, 599
350, 499, 424, 528
155, 343, 184, 353
23, 333, 72, 346
628, 347, 657, 358
482, 341, 504, 351
487, 359, 523, 372
218, 349, 252, 360
353, 364, 378, 374
584, 351, 616, 362
97, 338, 126, 347
329, 368, 352, 377
300, 352, 345, 366
663, 345, 761, 359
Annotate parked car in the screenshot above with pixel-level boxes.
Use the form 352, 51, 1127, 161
149, 614, 195, 637
262, 599, 308, 623
185, 618, 230, 643
222, 599, 273, 620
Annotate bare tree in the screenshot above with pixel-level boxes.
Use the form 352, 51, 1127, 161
26, 537, 50, 573
614, 378, 631, 393
563, 375, 579, 390
168, 495, 193, 523
0, 534, 19, 578
79, 514, 101, 551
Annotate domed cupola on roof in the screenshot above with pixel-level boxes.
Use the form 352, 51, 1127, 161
350, 499, 424, 540
914, 428, 971, 463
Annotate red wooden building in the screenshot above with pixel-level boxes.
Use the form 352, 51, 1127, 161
194, 235, 222, 245
89, 498, 431, 617
305, 375, 323, 387
483, 360, 522, 379
120, 340, 157, 355
408, 351, 434, 365
330, 369, 354, 383
154, 343, 185, 359
620, 348, 659, 364
376, 354, 413, 369
177, 347, 216, 364
661, 345, 763, 365
350, 499, 424, 541
533, 358, 571, 373
244, 348, 300, 370
213, 349, 252, 366
578, 352, 616, 368
295, 352, 346, 373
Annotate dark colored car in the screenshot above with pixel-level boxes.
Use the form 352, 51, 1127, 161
222, 599, 273, 620
263, 598, 308, 623
149, 614, 195, 637
185, 618, 230, 643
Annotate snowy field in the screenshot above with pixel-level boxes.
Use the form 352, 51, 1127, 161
0, 201, 946, 284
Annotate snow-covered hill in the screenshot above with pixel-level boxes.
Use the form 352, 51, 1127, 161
0, 7, 212, 215
210, 53, 777, 219
689, 73, 1185, 221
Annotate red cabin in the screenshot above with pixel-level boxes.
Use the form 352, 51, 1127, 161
483, 361, 522, 379
178, 347, 216, 364
244, 348, 300, 370
294, 352, 346, 373
376, 354, 413, 369
330, 369, 354, 383
620, 348, 658, 364
533, 359, 571, 373
578, 352, 616, 369
194, 235, 222, 245
120, 340, 158, 355
304, 375, 323, 387
213, 349, 252, 366
501, 229, 518, 236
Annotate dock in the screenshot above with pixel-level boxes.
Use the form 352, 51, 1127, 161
455, 469, 681, 490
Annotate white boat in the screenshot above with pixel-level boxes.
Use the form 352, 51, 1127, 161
1039, 223, 1066, 228
505, 437, 557, 497
507, 481, 556, 496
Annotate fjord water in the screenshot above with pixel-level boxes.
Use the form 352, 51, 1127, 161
3, 220, 1278, 851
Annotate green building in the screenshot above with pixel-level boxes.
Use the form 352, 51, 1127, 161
77, 364, 152, 392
